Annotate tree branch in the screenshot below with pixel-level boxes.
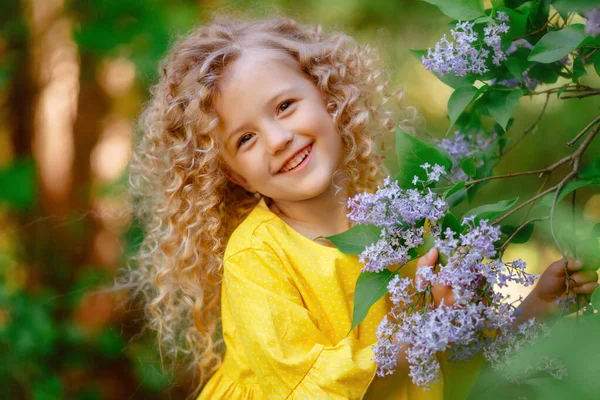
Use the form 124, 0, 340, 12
503, 93, 550, 156
498, 216, 549, 253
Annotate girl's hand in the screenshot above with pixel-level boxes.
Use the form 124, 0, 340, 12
416, 248, 455, 307
515, 256, 599, 325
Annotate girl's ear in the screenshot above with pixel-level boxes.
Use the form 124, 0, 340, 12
225, 168, 256, 194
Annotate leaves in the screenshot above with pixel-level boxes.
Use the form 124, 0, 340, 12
504, 48, 534, 84
500, 223, 535, 244
325, 224, 382, 255
461, 157, 477, 178
578, 156, 600, 179
420, 0, 485, 21
534, 179, 600, 210
395, 127, 453, 189
444, 181, 468, 208
350, 270, 396, 334
552, 0, 598, 15
448, 86, 481, 132
465, 197, 519, 222
484, 89, 522, 132
528, 24, 588, 63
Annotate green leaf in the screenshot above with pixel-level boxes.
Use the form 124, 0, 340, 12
442, 211, 463, 234
528, 25, 588, 63
500, 223, 535, 244
420, 0, 485, 20
504, 48, 534, 84
485, 89, 522, 132
448, 86, 479, 128
447, 86, 485, 133
592, 286, 600, 310
497, 7, 530, 40
579, 156, 600, 179
461, 157, 477, 178
592, 50, 600, 76
552, 0, 598, 15
572, 57, 587, 83
416, 235, 436, 255
326, 224, 381, 254
444, 181, 468, 208
395, 127, 453, 189
465, 197, 519, 222
350, 270, 395, 334
535, 178, 600, 210
0, 158, 36, 210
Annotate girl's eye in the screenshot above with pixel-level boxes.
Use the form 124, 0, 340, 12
237, 133, 253, 148
277, 100, 294, 114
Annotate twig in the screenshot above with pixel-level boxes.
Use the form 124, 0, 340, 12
567, 114, 600, 146
549, 170, 578, 259
493, 119, 600, 225
503, 93, 550, 156
498, 216, 549, 253
520, 173, 550, 225
560, 90, 600, 100
493, 185, 559, 225
528, 84, 596, 96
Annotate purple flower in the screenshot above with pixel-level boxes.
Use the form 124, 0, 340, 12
585, 8, 600, 37
422, 15, 511, 77
435, 131, 497, 181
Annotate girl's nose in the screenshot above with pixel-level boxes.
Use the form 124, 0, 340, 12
262, 122, 293, 155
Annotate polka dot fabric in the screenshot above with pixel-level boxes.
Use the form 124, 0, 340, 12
198, 199, 481, 400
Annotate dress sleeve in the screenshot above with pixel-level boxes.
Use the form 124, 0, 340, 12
223, 249, 377, 400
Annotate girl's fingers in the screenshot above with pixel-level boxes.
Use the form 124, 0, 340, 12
572, 282, 599, 294
417, 248, 438, 268
546, 257, 583, 276
570, 270, 599, 286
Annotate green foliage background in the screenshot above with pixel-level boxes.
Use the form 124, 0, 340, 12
0, 0, 598, 398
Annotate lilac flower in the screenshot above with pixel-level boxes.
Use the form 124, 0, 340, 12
435, 131, 497, 182
422, 15, 510, 77
483, 318, 565, 382
496, 11, 509, 22
484, 22, 510, 66
585, 8, 600, 37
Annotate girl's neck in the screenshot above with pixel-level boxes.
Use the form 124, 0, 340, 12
267, 188, 350, 243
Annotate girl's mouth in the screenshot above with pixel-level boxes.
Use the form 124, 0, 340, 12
279, 144, 313, 173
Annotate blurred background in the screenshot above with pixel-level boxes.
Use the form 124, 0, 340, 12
0, 0, 598, 399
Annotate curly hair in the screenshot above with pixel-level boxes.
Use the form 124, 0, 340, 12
120, 15, 422, 398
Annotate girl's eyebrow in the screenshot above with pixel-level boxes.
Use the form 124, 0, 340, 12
225, 87, 296, 146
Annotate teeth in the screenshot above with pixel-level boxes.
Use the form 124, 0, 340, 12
281, 146, 311, 172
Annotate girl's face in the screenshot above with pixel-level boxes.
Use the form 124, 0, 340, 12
214, 48, 343, 203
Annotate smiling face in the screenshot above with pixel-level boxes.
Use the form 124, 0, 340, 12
214, 48, 344, 204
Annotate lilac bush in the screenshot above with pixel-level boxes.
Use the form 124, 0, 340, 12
349, 164, 539, 388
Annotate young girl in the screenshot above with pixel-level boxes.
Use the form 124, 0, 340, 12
125, 15, 599, 400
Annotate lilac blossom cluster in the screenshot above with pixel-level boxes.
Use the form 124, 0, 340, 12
483, 318, 566, 382
348, 171, 540, 388
585, 8, 600, 37
347, 175, 447, 272
422, 13, 510, 77
435, 131, 497, 181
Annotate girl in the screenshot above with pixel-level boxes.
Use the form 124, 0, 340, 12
125, 15, 599, 400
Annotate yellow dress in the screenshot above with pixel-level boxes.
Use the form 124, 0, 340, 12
197, 199, 482, 400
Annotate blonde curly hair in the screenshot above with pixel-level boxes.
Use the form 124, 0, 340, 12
121, 15, 421, 398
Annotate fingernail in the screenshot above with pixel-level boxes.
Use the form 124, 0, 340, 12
427, 248, 436, 256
